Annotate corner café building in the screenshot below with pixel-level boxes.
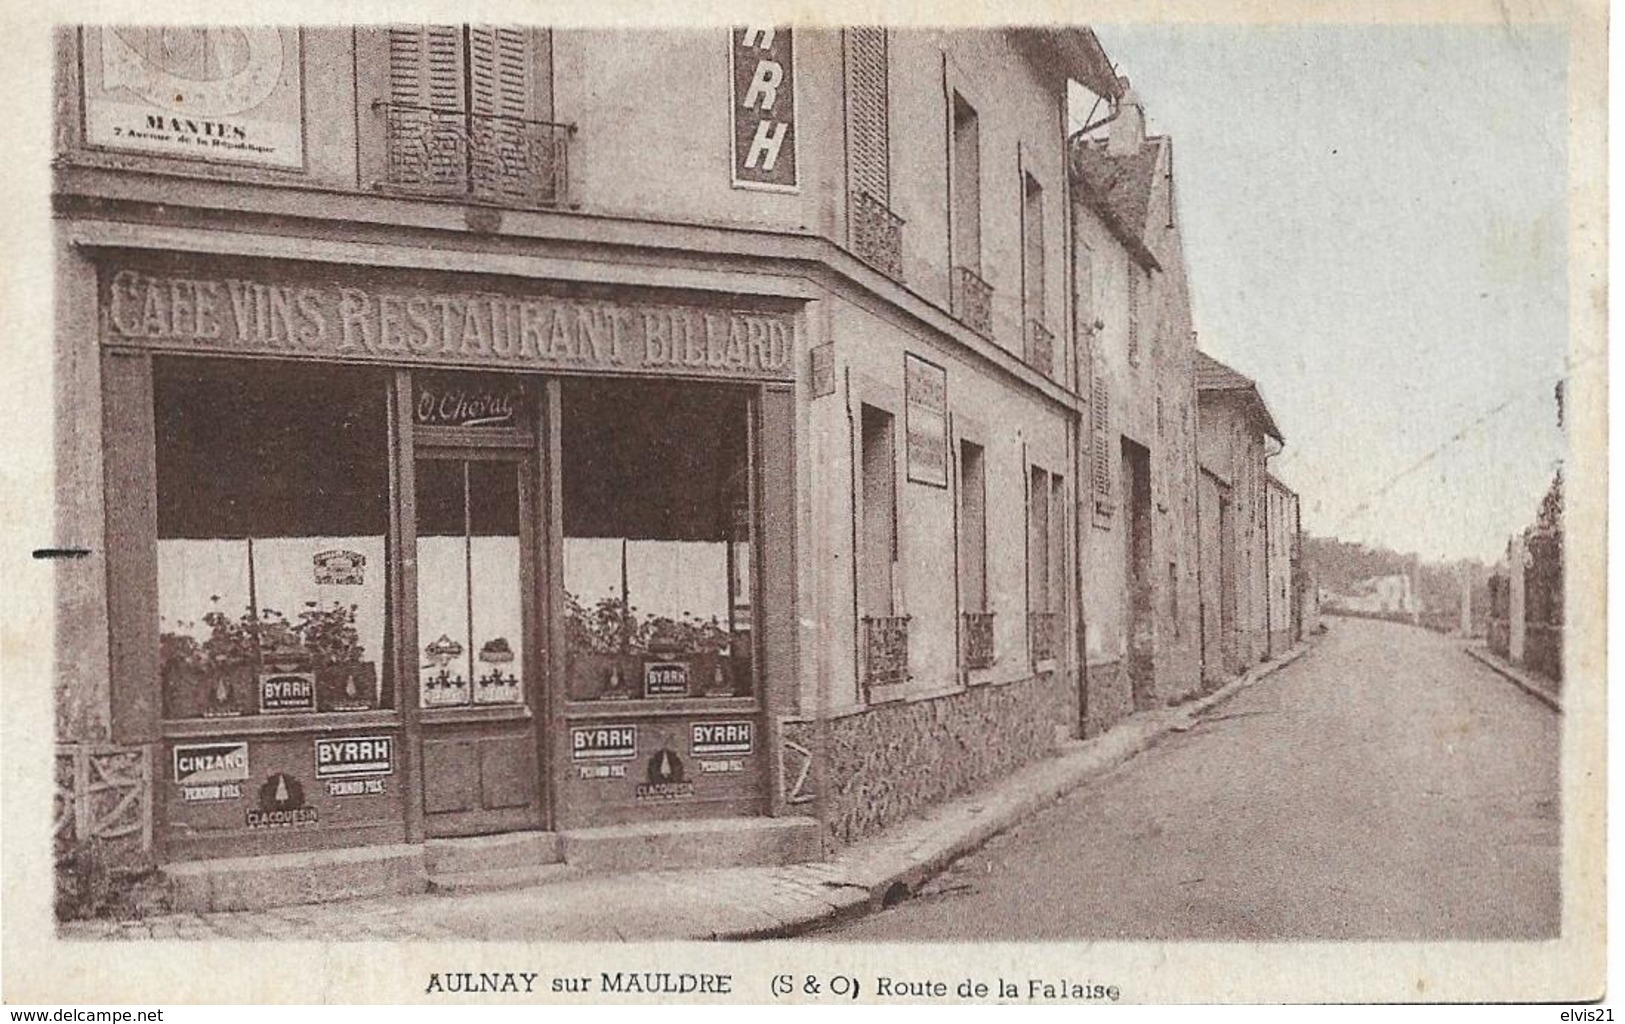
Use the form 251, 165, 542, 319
69, 248, 805, 869
54, 25, 1100, 904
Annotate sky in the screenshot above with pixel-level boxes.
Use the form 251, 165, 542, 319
1075, 25, 1569, 565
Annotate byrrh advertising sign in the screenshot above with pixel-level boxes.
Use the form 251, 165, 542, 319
730, 27, 797, 191
80, 27, 305, 169
102, 268, 797, 382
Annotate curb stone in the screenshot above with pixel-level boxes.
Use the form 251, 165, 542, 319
1463, 644, 1561, 712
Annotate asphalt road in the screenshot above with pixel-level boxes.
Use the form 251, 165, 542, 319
822, 618, 1561, 941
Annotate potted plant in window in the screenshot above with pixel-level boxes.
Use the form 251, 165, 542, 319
196, 601, 259, 718
297, 601, 376, 712
564, 592, 643, 701
159, 626, 207, 719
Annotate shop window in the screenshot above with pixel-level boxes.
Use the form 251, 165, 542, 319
561, 380, 753, 702
416, 458, 525, 708
154, 359, 391, 719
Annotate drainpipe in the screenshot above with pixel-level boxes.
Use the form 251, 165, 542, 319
1066, 149, 1090, 738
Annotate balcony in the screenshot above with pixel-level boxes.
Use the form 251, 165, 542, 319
1028, 610, 1057, 665
375, 102, 572, 208
951, 265, 995, 340
861, 615, 910, 698
850, 190, 905, 282
962, 611, 996, 672
1025, 319, 1055, 379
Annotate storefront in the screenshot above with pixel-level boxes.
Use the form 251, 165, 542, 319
95, 252, 800, 862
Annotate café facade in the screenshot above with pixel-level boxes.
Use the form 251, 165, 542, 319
52, 25, 1118, 907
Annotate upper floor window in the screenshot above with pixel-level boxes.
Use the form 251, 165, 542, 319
366, 25, 567, 208
948, 91, 993, 339
844, 29, 903, 281
1022, 172, 1045, 326
950, 93, 982, 275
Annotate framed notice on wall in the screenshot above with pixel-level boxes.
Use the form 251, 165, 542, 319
905, 354, 949, 487
79, 27, 305, 169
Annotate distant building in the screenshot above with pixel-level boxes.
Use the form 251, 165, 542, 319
1070, 85, 1203, 729
1195, 351, 1282, 683
1334, 574, 1417, 616
1265, 474, 1299, 656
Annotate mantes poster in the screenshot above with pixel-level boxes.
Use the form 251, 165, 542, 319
81, 26, 304, 169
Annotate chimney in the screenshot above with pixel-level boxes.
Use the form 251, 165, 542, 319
1108, 79, 1145, 157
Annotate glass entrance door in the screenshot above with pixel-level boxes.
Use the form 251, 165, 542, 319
413, 447, 545, 836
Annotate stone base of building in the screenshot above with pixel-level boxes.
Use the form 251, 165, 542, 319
785, 671, 1074, 846
1084, 660, 1132, 737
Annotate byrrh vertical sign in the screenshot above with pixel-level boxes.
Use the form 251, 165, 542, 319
730, 27, 797, 191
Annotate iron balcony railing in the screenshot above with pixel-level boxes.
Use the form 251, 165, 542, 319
374, 101, 573, 208
961, 610, 995, 671
951, 265, 995, 340
1028, 610, 1057, 664
1025, 318, 1055, 379
849, 190, 905, 282
862, 614, 910, 697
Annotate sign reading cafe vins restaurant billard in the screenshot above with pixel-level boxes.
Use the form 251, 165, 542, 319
103, 270, 796, 382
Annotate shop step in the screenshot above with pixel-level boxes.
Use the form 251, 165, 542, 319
423, 830, 563, 877
559, 816, 822, 875
166, 843, 427, 913
427, 862, 582, 895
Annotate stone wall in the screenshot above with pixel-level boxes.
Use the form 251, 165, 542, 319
784, 670, 1072, 846
1084, 659, 1132, 737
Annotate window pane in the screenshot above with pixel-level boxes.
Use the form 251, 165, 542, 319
154, 358, 390, 718
468, 460, 524, 705
416, 459, 472, 707
562, 380, 751, 701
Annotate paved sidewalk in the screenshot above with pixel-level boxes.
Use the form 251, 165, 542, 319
59, 642, 1313, 942
1463, 643, 1562, 712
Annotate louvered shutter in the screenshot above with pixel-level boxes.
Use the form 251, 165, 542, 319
1127, 269, 1141, 366
845, 28, 889, 206
1092, 377, 1112, 515
384, 25, 467, 189
466, 25, 558, 204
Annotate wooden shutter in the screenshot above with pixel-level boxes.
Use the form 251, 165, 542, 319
388, 25, 465, 111
466, 25, 557, 203
1127, 268, 1141, 366
378, 25, 467, 190
1091, 377, 1112, 514
844, 28, 889, 206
